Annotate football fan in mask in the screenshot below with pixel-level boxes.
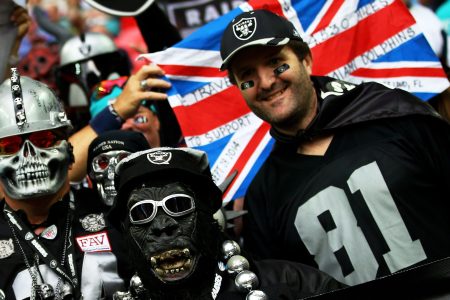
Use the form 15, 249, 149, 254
0, 69, 132, 299
87, 130, 150, 207
109, 147, 345, 299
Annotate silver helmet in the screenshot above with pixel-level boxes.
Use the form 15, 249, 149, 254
59, 32, 118, 67
0, 69, 73, 200
56, 32, 130, 107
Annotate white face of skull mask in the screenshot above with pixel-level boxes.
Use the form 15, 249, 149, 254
91, 150, 130, 206
0, 136, 71, 200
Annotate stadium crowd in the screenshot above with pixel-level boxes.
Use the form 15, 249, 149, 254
0, 0, 449, 299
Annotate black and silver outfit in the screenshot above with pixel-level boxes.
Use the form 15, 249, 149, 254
243, 76, 450, 286
0, 188, 133, 299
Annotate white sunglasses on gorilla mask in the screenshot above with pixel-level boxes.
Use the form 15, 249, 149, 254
129, 194, 195, 225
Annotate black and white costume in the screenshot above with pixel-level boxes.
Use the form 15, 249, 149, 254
243, 76, 450, 286
110, 147, 345, 299
0, 188, 133, 299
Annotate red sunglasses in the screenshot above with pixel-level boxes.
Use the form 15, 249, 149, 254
0, 130, 65, 155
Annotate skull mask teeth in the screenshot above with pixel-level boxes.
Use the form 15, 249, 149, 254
0, 139, 71, 199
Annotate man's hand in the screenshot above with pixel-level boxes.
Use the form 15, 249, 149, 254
10, 5, 31, 41
113, 64, 172, 119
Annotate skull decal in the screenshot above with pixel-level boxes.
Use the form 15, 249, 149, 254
0, 139, 71, 200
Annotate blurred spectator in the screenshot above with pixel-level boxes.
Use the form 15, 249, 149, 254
56, 32, 131, 121
419, 0, 446, 10
68, 63, 173, 183
82, 5, 120, 36
17, 21, 60, 90
0, 2, 31, 82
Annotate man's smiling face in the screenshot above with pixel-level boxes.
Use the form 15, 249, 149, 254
231, 45, 316, 133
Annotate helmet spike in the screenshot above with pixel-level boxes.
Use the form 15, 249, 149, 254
10, 68, 27, 130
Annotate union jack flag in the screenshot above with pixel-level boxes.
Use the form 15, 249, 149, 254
140, 0, 449, 203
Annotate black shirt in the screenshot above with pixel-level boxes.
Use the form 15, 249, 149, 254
243, 82, 450, 286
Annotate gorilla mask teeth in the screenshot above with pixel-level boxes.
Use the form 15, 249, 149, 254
150, 248, 194, 282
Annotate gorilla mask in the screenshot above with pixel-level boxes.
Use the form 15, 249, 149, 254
126, 183, 200, 283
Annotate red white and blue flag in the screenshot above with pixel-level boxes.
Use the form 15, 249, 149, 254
140, 0, 449, 203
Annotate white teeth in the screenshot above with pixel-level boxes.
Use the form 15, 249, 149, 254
267, 89, 285, 100
151, 257, 157, 267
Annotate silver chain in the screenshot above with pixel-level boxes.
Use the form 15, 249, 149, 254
8, 221, 38, 300
54, 211, 71, 299
7, 205, 72, 300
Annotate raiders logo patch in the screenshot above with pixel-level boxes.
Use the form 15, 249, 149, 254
0, 239, 14, 259
233, 17, 256, 40
80, 213, 106, 232
147, 151, 172, 165
40, 225, 57, 240
76, 231, 111, 252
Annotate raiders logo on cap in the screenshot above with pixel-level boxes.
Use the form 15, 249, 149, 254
0, 239, 14, 259
147, 151, 172, 165
80, 213, 106, 232
233, 17, 257, 40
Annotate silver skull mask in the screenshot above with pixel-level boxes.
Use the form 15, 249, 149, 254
91, 150, 130, 206
0, 138, 71, 200
0, 71, 72, 200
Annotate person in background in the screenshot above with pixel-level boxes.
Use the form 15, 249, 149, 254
53, 31, 175, 182
52, 24, 181, 183
109, 147, 345, 299
1, 3, 31, 82
220, 9, 450, 286
86, 130, 150, 208
0, 70, 132, 299
67, 62, 172, 183
56, 32, 131, 116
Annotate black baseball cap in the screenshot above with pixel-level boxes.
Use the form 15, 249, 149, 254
83, 0, 154, 16
109, 147, 223, 226
220, 9, 303, 71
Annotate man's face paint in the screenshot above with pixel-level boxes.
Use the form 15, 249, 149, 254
240, 81, 254, 90
239, 63, 290, 91
134, 116, 148, 124
274, 63, 290, 76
